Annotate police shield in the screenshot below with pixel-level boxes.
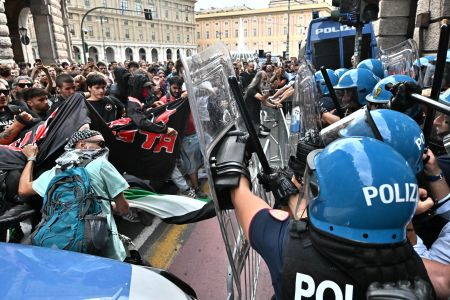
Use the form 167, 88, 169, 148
379, 39, 421, 83
181, 42, 269, 299
290, 58, 322, 153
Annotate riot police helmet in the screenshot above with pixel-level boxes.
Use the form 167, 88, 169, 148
366, 75, 417, 104
339, 109, 425, 174
314, 69, 338, 95
334, 68, 379, 106
334, 68, 349, 80
306, 137, 418, 244
357, 58, 385, 79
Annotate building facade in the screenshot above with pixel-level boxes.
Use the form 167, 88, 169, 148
195, 2, 331, 58
0, 0, 72, 65
67, 0, 196, 64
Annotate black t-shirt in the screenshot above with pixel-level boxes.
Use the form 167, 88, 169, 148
240, 71, 256, 91
0, 108, 15, 133
244, 85, 262, 124
88, 97, 117, 123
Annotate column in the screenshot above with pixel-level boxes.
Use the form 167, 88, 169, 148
0, 0, 13, 64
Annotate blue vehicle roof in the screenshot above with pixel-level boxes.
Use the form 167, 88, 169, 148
0, 243, 190, 299
308, 17, 375, 41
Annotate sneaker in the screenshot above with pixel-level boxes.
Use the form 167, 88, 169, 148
181, 188, 197, 198
194, 187, 208, 199
122, 208, 141, 223
8, 225, 24, 243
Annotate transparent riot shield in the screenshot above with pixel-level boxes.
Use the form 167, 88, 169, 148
181, 42, 272, 300
379, 39, 422, 84
290, 59, 322, 153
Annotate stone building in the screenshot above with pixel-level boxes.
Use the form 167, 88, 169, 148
67, 0, 197, 64
0, 0, 72, 65
195, 2, 331, 57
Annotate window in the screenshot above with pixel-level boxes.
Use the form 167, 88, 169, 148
216, 31, 220, 38
177, 34, 181, 42
139, 31, 144, 40
86, 16, 92, 21
215, 22, 218, 26
84, 0, 90, 6
176, 12, 179, 20
166, 34, 170, 41
120, 0, 128, 14
165, 10, 169, 18
124, 20, 128, 25
186, 15, 189, 22
206, 31, 210, 39
105, 28, 111, 38
268, 27, 272, 36
151, 23, 154, 28
125, 29, 130, 39
225, 22, 228, 25
151, 32, 156, 40
235, 29, 238, 37
224, 30, 228, 38
284, 27, 288, 35
88, 25, 93, 37
135, 3, 142, 16
68, 13, 73, 19
253, 28, 256, 36
102, 0, 107, 6
197, 32, 200, 39
69, 24, 75, 35
244, 29, 247, 37
187, 35, 190, 42
138, 21, 142, 26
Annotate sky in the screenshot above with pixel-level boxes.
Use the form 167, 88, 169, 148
195, 0, 271, 11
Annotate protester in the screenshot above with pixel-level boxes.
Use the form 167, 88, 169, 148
85, 73, 117, 122
18, 130, 129, 260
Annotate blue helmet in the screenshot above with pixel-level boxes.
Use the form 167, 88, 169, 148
439, 88, 450, 104
334, 68, 380, 105
339, 109, 425, 174
357, 58, 385, 79
366, 75, 417, 104
308, 137, 418, 244
413, 57, 430, 67
334, 68, 349, 79
315, 69, 338, 95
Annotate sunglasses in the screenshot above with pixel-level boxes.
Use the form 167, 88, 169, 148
85, 140, 106, 148
17, 83, 32, 88
0, 89, 9, 95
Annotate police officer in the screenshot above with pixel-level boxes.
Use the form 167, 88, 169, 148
219, 137, 432, 299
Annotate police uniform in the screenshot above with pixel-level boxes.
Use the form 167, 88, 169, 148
250, 209, 432, 299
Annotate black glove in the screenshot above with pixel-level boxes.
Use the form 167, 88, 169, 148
387, 81, 422, 113
366, 277, 434, 300
288, 139, 320, 181
211, 130, 250, 210
258, 167, 298, 208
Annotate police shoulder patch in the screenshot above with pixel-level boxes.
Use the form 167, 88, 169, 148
268, 209, 290, 221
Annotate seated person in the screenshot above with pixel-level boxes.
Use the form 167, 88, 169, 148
18, 130, 130, 261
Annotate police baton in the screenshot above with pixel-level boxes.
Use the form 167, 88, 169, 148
320, 66, 344, 118
228, 76, 272, 175
410, 93, 450, 115
422, 21, 450, 144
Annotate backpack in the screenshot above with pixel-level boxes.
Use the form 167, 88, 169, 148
31, 159, 108, 254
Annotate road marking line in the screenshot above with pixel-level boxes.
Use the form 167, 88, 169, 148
147, 224, 188, 269
132, 217, 162, 250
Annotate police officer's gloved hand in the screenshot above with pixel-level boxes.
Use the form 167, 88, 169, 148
211, 130, 251, 210
387, 81, 422, 113
257, 166, 298, 208
289, 138, 320, 182
366, 277, 434, 300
